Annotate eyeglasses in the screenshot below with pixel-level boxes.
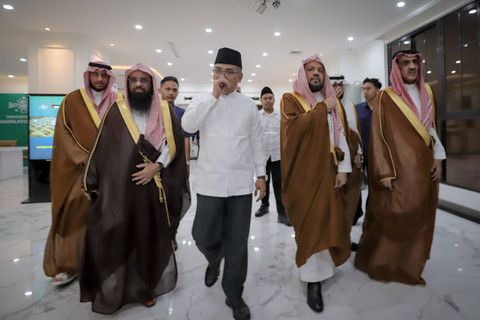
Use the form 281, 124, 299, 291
212, 68, 239, 77
128, 77, 151, 84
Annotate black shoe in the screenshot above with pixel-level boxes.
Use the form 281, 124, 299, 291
254, 205, 269, 217
277, 214, 292, 226
307, 282, 324, 312
351, 242, 358, 251
204, 262, 220, 287
226, 298, 251, 320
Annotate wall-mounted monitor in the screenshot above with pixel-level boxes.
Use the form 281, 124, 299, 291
28, 94, 65, 160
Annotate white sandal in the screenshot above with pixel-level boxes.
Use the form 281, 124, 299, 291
52, 273, 78, 286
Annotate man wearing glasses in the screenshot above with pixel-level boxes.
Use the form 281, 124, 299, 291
183, 48, 266, 320
81, 63, 190, 314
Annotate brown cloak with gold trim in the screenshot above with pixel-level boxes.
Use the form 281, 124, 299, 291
280, 92, 350, 268
338, 102, 363, 228
355, 86, 439, 285
43, 89, 121, 277
80, 100, 190, 314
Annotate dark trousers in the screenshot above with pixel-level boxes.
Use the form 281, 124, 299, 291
261, 157, 286, 215
192, 194, 252, 300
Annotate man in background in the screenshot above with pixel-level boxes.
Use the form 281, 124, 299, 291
255, 86, 290, 226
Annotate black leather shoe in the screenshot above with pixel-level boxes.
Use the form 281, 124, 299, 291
307, 282, 324, 312
204, 262, 220, 287
351, 242, 358, 251
226, 297, 251, 320
254, 205, 269, 217
277, 214, 292, 226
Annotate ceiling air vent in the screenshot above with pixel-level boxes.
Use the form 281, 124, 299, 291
290, 51, 303, 55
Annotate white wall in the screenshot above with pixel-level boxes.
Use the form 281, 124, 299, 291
0, 77, 28, 93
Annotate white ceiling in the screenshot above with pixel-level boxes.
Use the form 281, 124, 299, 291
0, 0, 469, 87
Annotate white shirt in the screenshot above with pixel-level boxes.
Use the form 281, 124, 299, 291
259, 109, 281, 162
182, 92, 267, 197
314, 92, 352, 173
131, 109, 170, 167
91, 89, 104, 106
343, 101, 362, 155
405, 84, 446, 160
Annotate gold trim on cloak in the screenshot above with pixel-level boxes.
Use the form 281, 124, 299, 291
377, 90, 397, 182
79, 88, 101, 128
290, 92, 338, 166
384, 87, 433, 148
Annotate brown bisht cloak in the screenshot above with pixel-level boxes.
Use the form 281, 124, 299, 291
355, 85, 439, 285
44, 89, 120, 277
280, 92, 350, 268
338, 102, 363, 228
80, 99, 190, 314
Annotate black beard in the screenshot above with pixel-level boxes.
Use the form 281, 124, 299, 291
129, 89, 153, 113
308, 82, 324, 93
90, 80, 106, 92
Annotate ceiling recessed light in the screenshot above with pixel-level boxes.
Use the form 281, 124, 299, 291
451, 70, 456, 74
135, 24, 143, 30
320, 53, 324, 56
180, 78, 185, 81
167, 62, 172, 66
456, 60, 461, 64
289, 79, 293, 82
397, 2, 405, 8
404, 40, 410, 44
156, 49, 162, 53
347, 36, 354, 41
205, 28, 213, 33
427, 70, 432, 74
262, 52, 268, 57
251, 73, 256, 76
109, 43, 114, 47
209, 63, 214, 67
13, 258, 20, 262
20, 58, 27, 62
3, 4, 14, 10
8, 75, 14, 78
469, 9, 477, 14
464, 44, 469, 47
208, 50, 213, 54
248, 79, 252, 82
274, 32, 281, 37
256, 64, 261, 68
44, 27, 51, 31
292, 73, 296, 76
24, 291, 33, 296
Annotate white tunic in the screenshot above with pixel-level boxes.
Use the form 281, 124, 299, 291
182, 92, 266, 197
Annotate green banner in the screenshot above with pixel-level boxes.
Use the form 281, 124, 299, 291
0, 94, 28, 146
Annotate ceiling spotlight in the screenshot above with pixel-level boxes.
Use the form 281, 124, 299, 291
397, 2, 405, 7
205, 28, 213, 33
208, 50, 213, 54
156, 49, 161, 53
109, 43, 114, 47
274, 31, 281, 37
167, 62, 173, 66
262, 52, 268, 57
44, 27, 51, 31
256, 64, 261, 68
272, 0, 281, 9
469, 9, 477, 14
209, 63, 214, 67
3, 4, 14, 10
456, 60, 461, 64
256, 1, 267, 14
427, 70, 432, 74
20, 58, 27, 62
251, 73, 256, 76
248, 79, 252, 82
135, 24, 143, 30
180, 78, 185, 81
8, 75, 14, 78
347, 36, 354, 41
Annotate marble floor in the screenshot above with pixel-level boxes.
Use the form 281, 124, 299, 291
1, 165, 480, 320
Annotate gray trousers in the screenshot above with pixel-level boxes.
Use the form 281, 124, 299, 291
192, 193, 252, 300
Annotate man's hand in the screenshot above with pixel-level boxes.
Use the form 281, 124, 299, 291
431, 159, 442, 181
212, 77, 231, 99
334, 85, 343, 99
335, 172, 347, 188
254, 178, 266, 202
324, 97, 336, 112
354, 153, 363, 169
132, 162, 161, 185
381, 178, 393, 190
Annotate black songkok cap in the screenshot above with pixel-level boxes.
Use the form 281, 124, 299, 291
214, 47, 242, 69
261, 86, 273, 97
392, 49, 420, 60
